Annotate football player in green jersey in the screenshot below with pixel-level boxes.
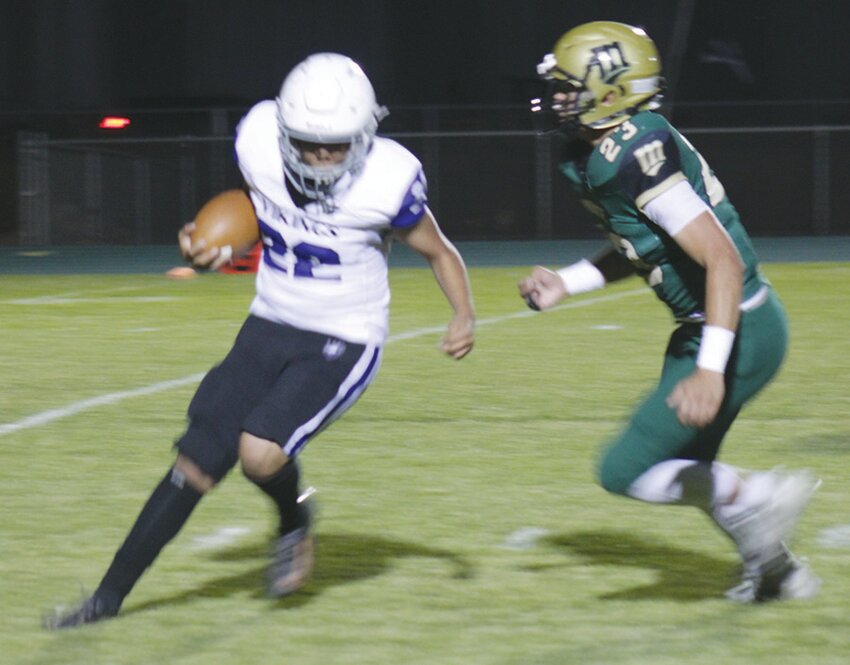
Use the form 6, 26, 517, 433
519, 21, 820, 603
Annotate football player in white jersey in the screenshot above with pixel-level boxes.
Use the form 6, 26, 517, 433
47, 53, 475, 629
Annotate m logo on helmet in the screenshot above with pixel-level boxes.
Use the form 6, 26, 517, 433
587, 42, 630, 84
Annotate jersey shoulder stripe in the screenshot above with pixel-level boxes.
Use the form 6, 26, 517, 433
346, 137, 427, 226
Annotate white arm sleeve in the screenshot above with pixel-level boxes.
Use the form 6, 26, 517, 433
642, 180, 712, 237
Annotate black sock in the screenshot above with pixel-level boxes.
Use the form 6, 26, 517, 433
94, 467, 203, 612
248, 459, 308, 535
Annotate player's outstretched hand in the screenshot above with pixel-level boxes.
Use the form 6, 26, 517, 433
178, 222, 232, 271
518, 266, 567, 311
666, 368, 726, 428
440, 313, 475, 360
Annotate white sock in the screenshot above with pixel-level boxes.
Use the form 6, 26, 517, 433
715, 470, 775, 519
627, 459, 743, 510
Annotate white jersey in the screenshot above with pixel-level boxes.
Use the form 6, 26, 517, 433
235, 100, 427, 345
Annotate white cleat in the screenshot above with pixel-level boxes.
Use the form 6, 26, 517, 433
719, 470, 821, 603
725, 554, 823, 604
725, 576, 758, 604
720, 469, 821, 569
726, 551, 821, 604
774, 560, 822, 601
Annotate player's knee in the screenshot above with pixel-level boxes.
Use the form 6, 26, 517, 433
175, 421, 241, 484
174, 454, 216, 494
239, 432, 288, 479
596, 450, 636, 497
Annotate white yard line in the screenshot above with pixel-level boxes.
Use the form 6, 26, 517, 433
6, 296, 180, 305
0, 373, 206, 437
388, 288, 646, 340
0, 288, 646, 437
0, 285, 150, 306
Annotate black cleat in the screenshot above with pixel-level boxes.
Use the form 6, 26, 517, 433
44, 594, 118, 630
267, 487, 316, 598
267, 526, 315, 598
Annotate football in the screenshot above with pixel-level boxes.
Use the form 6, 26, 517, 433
191, 189, 260, 258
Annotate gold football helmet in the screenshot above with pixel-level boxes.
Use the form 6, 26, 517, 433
533, 21, 664, 132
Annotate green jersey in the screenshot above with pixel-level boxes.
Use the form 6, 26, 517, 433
558, 111, 764, 321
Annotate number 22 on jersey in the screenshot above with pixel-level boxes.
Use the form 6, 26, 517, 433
260, 224, 341, 279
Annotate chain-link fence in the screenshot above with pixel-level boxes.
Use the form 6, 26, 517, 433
10, 109, 850, 245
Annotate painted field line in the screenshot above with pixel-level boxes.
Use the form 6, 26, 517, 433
0, 288, 646, 437
0, 285, 150, 306
0, 373, 205, 437
389, 287, 646, 341
6, 296, 180, 305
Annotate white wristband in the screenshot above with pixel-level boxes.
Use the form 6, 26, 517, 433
556, 259, 606, 295
696, 325, 736, 373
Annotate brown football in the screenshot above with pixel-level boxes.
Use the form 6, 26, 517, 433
191, 189, 260, 257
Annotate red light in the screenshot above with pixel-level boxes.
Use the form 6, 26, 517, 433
99, 116, 131, 129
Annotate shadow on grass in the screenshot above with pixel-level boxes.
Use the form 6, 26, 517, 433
124, 531, 474, 617
544, 530, 734, 601
793, 430, 850, 456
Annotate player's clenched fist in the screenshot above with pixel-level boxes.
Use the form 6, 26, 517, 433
518, 266, 568, 311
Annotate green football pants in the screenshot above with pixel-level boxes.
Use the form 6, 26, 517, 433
597, 289, 788, 495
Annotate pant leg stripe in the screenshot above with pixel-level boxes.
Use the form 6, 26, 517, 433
283, 345, 382, 456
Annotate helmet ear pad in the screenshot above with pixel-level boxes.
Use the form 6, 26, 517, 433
593, 86, 632, 118
597, 87, 620, 108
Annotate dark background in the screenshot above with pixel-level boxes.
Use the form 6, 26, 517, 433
2, 0, 848, 113
1, 0, 849, 245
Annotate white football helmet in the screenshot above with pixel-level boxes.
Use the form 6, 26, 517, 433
276, 53, 388, 202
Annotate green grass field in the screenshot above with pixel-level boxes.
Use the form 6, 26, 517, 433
2, 262, 849, 664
